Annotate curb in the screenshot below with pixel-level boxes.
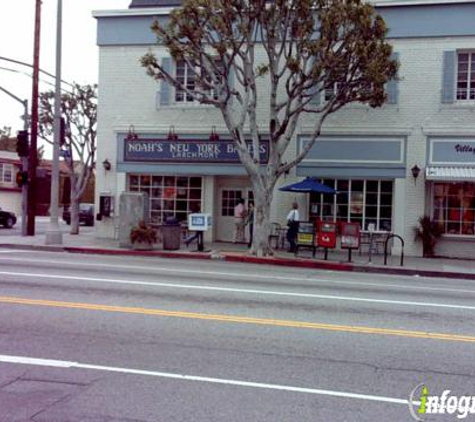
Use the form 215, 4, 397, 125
224, 253, 475, 280
1, 243, 474, 281
0, 244, 212, 260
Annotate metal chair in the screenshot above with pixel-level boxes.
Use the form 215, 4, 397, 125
358, 232, 371, 255
268, 222, 282, 249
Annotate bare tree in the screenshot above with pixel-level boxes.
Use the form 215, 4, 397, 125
39, 83, 97, 234
141, 0, 398, 256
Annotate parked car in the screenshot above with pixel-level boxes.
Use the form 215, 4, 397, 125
62, 203, 95, 226
0, 207, 17, 228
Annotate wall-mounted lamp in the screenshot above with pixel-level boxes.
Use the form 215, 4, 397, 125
411, 164, 421, 185
126, 124, 138, 140
209, 126, 219, 141
102, 159, 112, 171
167, 125, 178, 141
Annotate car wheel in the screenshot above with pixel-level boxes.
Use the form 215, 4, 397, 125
4, 218, 14, 229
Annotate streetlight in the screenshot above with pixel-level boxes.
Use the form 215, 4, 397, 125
45, 0, 63, 245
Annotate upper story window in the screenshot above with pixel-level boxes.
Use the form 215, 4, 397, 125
174, 59, 223, 104
0, 163, 13, 184
456, 52, 475, 101
324, 82, 341, 102
175, 61, 196, 103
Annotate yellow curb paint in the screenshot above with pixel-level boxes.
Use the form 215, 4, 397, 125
0, 295, 474, 343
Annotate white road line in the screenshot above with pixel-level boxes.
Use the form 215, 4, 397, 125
0, 353, 413, 406
1, 270, 475, 311
0, 256, 473, 295
0, 250, 29, 254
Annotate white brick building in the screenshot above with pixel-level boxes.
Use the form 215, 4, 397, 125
94, 0, 475, 258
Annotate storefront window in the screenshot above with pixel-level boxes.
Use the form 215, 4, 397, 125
221, 190, 243, 216
309, 179, 393, 231
433, 182, 475, 235
128, 174, 202, 224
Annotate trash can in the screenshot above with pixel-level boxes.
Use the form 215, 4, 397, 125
161, 217, 181, 250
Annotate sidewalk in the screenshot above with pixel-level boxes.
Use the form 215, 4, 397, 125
1, 228, 475, 280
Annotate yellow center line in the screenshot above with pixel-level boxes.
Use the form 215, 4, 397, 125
1, 295, 474, 343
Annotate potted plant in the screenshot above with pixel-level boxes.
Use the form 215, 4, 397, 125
414, 216, 443, 258
130, 220, 157, 251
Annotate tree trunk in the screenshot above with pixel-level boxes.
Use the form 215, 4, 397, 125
70, 196, 80, 235
248, 183, 274, 257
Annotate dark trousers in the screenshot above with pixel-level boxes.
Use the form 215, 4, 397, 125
286, 221, 299, 252
248, 223, 254, 247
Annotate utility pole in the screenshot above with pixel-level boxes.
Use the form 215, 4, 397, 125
28, 0, 41, 236
45, 0, 63, 245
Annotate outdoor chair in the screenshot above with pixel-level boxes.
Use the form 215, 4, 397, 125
268, 222, 282, 249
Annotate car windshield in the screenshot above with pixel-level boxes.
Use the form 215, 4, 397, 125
80, 204, 93, 211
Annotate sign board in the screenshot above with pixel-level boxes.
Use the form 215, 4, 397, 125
124, 138, 269, 164
188, 213, 212, 231
341, 222, 360, 249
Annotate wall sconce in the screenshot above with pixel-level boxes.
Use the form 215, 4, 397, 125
102, 159, 112, 171
167, 125, 178, 141
209, 126, 219, 141
126, 124, 138, 140
411, 164, 421, 185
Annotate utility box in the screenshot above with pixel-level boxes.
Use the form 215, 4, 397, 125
118, 192, 149, 248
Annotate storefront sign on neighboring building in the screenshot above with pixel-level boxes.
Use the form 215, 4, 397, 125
124, 138, 269, 164
430, 139, 475, 164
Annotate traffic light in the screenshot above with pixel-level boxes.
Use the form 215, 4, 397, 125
16, 130, 29, 157
60, 117, 66, 147
15, 171, 29, 187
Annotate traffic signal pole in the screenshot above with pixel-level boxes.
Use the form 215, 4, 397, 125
28, 0, 42, 236
0, 86, 29, 236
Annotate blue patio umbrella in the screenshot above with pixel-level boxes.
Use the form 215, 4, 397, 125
279, 177, 336, 194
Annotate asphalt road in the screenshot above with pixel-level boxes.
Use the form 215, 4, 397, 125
0, 250, 474, 421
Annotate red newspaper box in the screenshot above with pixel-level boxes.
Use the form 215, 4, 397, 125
340, 222, 360, 262
317, 221, 337, 249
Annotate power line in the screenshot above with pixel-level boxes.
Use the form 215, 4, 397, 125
0, 66, 58, 90
0, 55, 74, 87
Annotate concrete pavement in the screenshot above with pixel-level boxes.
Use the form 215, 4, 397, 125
0, 222, 475, 280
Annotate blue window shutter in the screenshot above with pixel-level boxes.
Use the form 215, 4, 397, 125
309, 59, 321, 106
159, 57, 173, 107
386, 52, 399, 105
441, 51, 456, 104
227, 62, 235, 106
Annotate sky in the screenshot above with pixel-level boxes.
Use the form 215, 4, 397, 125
0, 0, 131, 133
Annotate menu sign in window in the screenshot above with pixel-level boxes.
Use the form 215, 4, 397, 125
124, 139, 269, 164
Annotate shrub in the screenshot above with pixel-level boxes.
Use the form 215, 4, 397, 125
130, 220, 157, 245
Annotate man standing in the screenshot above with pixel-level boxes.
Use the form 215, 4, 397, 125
234, 198, 246, 243
286, 202, 300, 253
246, 201, 254, 248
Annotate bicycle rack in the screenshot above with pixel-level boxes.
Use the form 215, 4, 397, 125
384, 234, 404, 266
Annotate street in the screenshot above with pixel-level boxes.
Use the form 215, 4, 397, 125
0, 251, 474, 421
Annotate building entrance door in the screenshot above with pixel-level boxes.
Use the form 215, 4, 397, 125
216, 185, 253, 242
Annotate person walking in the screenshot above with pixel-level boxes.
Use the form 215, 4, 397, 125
246, 201, 254, 248
286, 202, 300, 253
233, 198, 246, 243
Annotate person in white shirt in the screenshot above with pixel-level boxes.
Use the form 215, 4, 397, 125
286, 202, 300, 252
233, 198, 246, 243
